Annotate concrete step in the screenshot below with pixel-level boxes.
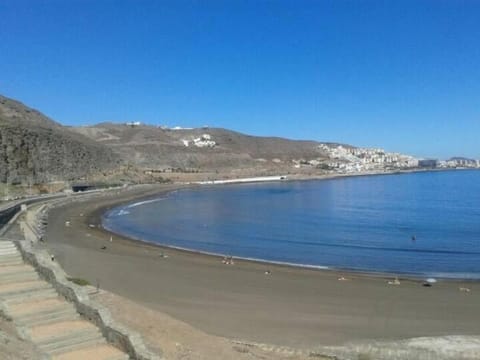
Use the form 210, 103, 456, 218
52, 344, 129, 360
0, 264, 34, 272
8, 297, 69, 316
0, 254, 23, 263
0, 260, 24, 267
30, 320, 98, 342
2, 288, 58, 303
0, 280, 53, 298
0, 260, 24, 268
37, 328, 105, 355
0, 249, 19, 256
47, 336, 107, 357
0, 242, 17, 248
0, 254, 20, 261
16, 305, 79, 327
0, 241, 130, 360
0, 258, 23, 266
0, 243, 16, 250
0, 245, 18, 249
0, 271, 38, 283
0, 264, 34, 274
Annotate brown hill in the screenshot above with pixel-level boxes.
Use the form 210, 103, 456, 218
0, 93, 342, 186
0, 95, 121, 185
71, 123, 330, 172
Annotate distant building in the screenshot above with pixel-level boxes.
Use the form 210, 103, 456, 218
126, 121, 141, 127
418, 159, 438, 168
448, 157, 477, 167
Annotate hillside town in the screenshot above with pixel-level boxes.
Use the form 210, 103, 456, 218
120, 122, 480, 175
315, 144, 480, 174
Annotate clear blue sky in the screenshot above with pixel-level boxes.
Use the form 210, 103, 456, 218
1, 0, 479, 159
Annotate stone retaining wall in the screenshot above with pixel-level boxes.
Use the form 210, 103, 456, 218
11, 200, 162, 360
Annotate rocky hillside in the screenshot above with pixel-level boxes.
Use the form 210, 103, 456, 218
0, 93, 340, 187
0, 95, 121, 185
71, 123, 329, 172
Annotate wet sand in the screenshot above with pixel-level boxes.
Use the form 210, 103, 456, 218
44, 184, 480, 349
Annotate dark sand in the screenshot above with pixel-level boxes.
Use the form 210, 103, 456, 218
43, 184, 480, 349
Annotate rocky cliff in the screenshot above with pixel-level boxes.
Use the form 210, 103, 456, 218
0, 95, 120, 185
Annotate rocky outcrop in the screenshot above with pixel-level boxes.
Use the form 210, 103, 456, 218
0, 95, 121, 185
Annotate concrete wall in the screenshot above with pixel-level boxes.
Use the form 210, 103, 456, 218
16, 240, 161, 360
10, 200, 162, 360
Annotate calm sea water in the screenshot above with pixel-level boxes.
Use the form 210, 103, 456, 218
103, 170, 480, 279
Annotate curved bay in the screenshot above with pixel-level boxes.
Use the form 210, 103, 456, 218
103, 170, 480, 279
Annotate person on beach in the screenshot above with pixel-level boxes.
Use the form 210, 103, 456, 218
388, 277, 400, 285
222, 256, 234, 265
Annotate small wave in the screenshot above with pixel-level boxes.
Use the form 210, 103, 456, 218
117, 209, 130, 216
238, 257, 330, 270
127, 197, 165, 208
96, 226, 333, 271
418, 272, 480, 280
258, 236, 480, 256
100, 223, 480, 279
324, 335, 480, 360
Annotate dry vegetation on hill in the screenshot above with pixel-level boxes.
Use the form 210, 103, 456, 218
71, 123, 330, 173
0, 94, 335, 188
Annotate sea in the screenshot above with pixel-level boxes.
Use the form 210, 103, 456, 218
103, 170, 480, 279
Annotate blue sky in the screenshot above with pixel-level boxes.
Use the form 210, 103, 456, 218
1, 0, 479, 159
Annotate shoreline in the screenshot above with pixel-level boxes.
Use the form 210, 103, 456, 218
98, 169, 480, 282
101, 219, 480, 283
42, 173, 480, 348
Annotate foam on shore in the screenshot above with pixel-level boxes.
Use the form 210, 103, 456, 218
322, 335, 480, 360
126, 197, 166, 208
196, 175, 287, 185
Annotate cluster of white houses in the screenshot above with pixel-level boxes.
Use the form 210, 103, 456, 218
315, 144, 480, 172
438, 158, 480, 168
122, 123, 479, 171
181, 134, 216, 148
317, 144, 419, 172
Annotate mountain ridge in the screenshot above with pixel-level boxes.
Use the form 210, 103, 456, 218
1, 93, 444, 192
0, 94, 334, 186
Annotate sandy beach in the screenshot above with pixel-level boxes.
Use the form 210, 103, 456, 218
42, 183, 480, 352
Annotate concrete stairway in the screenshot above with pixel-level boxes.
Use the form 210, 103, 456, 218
0, 240, 129, 360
